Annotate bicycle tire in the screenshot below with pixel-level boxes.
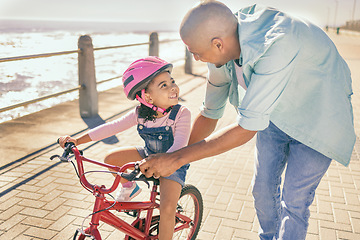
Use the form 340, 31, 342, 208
173, 184, 203, 240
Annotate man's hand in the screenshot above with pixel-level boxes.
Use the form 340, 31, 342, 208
140, 123, 257, 179
139, 114, 215, 179
139, 152, 182, 178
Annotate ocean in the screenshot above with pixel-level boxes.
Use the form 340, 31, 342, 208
0, 25, 185, 123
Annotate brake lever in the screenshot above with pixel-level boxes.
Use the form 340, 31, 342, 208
120, 164, 152, 188
50, 154, 71, 162
50, 141, 77, 162
134, 174, 151, 188
120, 164, 140, 181
50, 154, 60, 160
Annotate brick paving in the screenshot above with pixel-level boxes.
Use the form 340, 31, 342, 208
0, 31, 359, 239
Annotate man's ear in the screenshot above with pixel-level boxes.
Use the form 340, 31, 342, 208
211, 38, 223, 51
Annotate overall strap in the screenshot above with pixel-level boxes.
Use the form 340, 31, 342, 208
168, 104, 181, 121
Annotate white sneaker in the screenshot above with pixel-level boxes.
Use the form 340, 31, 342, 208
116, 182, 141, 202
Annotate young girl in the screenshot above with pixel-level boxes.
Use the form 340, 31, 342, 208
58, 56, 191, 240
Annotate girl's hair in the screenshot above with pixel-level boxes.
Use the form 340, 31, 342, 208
136, 91, 173, 122
138, 103, 158, 122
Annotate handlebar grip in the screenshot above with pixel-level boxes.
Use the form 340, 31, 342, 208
65, 142, 75, 147
57, 138, 75, 148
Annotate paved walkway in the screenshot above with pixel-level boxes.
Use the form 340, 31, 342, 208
0, 31, 359, 240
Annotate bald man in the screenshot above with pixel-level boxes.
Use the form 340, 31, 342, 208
140, 1, 355, 239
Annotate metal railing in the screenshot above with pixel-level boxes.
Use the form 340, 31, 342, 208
0, 49, 81, 63
0, 32, 193, 117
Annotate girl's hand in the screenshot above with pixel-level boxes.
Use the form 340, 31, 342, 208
58, 136, 77, 149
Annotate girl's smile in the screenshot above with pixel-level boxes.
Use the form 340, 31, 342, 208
144, 71, 180, 112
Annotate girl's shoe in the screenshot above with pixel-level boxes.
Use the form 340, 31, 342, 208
116, 182, 141, 202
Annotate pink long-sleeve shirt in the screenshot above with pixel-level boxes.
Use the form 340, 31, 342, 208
88, 105, 191, 153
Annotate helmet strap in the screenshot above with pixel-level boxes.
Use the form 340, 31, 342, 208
136, 89, 170, 115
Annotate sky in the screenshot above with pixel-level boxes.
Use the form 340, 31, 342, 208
0, 0, 358, 28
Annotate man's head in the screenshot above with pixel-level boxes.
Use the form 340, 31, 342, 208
180, 0, 240, 68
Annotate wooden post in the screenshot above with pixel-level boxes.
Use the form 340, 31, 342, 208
185, 47, 193, 74
149, 32, 159, 56
78, 35, 98, 118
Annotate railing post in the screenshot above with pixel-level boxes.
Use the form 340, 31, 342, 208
185, 47, 193, 74
78, 35, 98, 118
149, 32, 159, 56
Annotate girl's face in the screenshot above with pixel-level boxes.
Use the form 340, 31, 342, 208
144, 71, 179, 113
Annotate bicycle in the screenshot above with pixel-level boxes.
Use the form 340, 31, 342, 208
50, 142, 203, 240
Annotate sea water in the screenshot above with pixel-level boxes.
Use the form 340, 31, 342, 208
0, 30, 185, 123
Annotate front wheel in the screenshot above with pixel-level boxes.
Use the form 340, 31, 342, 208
173, 184, 203, 240
126, 184, 203, 240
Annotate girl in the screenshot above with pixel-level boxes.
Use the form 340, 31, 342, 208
58, 56, 191, 240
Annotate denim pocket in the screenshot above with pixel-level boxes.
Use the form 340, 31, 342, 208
145, 133, 172, 153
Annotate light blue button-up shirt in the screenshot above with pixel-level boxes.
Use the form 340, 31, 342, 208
200, 4, 355, 166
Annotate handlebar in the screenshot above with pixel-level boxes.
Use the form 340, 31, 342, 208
50, 141, 159, 195
50, 142, 76, 162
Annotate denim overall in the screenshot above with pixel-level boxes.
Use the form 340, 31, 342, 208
137, 104, 189, 186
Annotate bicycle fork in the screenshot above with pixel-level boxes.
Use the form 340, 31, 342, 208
81, 190, 104, 240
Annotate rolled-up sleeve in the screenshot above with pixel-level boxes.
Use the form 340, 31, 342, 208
238, 34, 300, 131
200, 63, 232, 119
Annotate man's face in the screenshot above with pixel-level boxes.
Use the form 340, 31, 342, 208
186, 42, 228, 68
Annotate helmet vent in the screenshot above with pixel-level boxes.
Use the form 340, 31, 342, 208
123, 75, 134, 87
144, 59, 158, 63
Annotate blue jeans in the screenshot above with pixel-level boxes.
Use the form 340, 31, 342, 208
253, 122, 332, 240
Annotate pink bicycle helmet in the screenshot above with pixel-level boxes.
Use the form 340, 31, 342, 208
122, 56, 173, 114
122, 56, 173, 100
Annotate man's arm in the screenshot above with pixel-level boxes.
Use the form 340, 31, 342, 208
188, 114, 218, 145
140, 123, 257, 178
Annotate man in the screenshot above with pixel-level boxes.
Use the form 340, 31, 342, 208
140, 1, 355, 239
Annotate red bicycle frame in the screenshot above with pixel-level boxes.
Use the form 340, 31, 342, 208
71, 146, 162, 239
50, 142, 201, 240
